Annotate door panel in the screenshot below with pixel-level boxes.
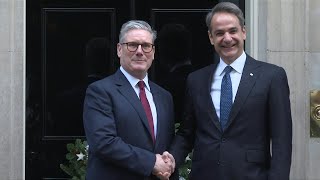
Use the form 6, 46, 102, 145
27, 1, 128, 179
42, 8, 116, 137
26, 0, 244, 179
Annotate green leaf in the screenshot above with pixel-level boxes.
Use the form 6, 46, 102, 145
66, 153, 75, 160
60, 164, 73, 177
175, 123, 180, 133
61, 139, 88, 179
67, 143, 75, 152
83, 141, 88, 147
72, 176, 80, 180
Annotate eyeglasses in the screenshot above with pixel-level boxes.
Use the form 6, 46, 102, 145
121, 42, 155, 53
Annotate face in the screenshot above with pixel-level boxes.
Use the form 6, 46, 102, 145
208, 12, 246, 64
117, 29, 155, 79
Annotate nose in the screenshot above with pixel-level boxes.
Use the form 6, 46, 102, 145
223, 33, 232, 43
136, 44, 144, 54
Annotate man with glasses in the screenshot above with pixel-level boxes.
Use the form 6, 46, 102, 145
120, 42, 155, 53
83, 20, 177, 180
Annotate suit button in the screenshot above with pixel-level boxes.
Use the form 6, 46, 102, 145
221, 138, 226, 142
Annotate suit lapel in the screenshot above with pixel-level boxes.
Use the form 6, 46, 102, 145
114, 70, 154, 142
207, 96, 222, 132
200, 63, 223, 132
225, 56, 261, 130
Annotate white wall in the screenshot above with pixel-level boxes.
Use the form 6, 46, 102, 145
0, 0, 25, 179
308, 0, 320, 179
247, 0, 320, 179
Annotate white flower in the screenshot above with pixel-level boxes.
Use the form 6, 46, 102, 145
76, 152, 85, 161
185, 155, 191, 162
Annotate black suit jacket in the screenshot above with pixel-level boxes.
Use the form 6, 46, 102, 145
170, 55, 292, 180
83, 69, 178, 180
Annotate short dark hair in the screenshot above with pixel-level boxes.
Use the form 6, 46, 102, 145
205, 2, 245, 33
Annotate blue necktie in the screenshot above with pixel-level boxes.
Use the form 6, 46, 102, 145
220, 66, 233, 131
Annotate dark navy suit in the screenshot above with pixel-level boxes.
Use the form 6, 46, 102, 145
170, 55, 292, 180
83, 69, 177, 180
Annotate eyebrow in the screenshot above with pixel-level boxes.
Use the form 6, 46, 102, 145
213, 27, 238, 34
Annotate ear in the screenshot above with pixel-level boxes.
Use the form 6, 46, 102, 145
242, 26, 247, 40
117, 43, 122, 58
208, 31, 214, 45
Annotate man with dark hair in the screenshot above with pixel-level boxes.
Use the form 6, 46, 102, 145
165, 2, 292, 180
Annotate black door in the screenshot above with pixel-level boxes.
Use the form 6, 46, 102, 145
26, 0, 244, 179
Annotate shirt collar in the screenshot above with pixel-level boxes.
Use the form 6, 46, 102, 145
120, 66, 151, 91
216, 51, 246, 76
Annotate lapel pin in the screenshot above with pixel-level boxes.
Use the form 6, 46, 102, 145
250, 73, 253, 76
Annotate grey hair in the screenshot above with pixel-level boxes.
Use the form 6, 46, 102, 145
205, 2, 245, 33
119, 20, 157, 43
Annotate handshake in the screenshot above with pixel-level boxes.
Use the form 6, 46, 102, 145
152, 151, 176, 180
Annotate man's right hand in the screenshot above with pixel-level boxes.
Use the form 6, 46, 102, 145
152, 154, 174, 180
162, 151, 175, 173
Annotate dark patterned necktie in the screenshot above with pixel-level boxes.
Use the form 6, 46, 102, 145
138, 81, 155, 143
220, 66, 233, 131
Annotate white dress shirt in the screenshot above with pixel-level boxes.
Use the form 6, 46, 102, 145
210, 51, 246, 120
120, 66, 158, 137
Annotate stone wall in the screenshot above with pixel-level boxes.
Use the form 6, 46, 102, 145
0, 0, 25, 179
247, 0, 320, 179
308, 0, 320, 179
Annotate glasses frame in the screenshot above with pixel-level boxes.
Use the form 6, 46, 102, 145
121, 42, 155, 53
